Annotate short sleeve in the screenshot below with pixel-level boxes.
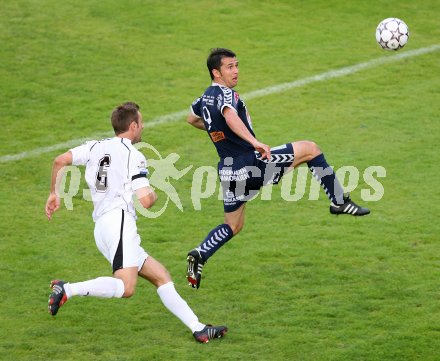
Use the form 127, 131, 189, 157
219, 87, 238, 115
190, 97, 202, 118
70, 141, 97, 166
130, 150, 150, 191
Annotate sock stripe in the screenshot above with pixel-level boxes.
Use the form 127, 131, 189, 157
308, 155, 344, 205
311, 167, 331, 199
197, 224, 234, 260
219, 227, 229, 237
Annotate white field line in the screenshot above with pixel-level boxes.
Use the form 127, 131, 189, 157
1, 44, 439, 164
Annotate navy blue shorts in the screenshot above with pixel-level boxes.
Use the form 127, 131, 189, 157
218, 143, 295, 213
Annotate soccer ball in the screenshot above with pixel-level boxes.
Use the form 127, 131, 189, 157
376, 18, 409, 51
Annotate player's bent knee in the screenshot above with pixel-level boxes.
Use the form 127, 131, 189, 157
122, 286, 136, 298
308, 141, 321, 156
121, 279, 137, 297
293, 141, 321, 161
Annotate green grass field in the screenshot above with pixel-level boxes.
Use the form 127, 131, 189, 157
1, 1, 439, 360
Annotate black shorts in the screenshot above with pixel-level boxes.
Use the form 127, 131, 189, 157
218, 143, 295, 213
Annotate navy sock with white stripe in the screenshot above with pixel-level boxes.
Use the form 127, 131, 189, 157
307, 153, 344, 205
196, 224, 233, 262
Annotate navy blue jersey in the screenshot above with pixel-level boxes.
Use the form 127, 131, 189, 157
191, 83, 255, 158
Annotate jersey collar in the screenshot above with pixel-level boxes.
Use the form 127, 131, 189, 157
117, 136, 132, 144
212, 82, 229, 88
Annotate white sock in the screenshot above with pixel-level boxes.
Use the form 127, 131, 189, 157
157, 282, 205, 333
65, 277, 124, 299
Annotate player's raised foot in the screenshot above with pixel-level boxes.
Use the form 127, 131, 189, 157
48, 280, 68, 316
193, 325, 228, 343
187, 249, 204, 289
330, 194, 370, 216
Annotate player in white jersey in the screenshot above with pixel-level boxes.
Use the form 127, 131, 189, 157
45, 102, 227, 343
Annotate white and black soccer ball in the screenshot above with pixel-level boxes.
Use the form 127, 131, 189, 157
376, 18, 409, 51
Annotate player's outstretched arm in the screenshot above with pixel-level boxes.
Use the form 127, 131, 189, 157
223, 107, 271, 160
45, 151, 73, 220
187, 113, 206, 130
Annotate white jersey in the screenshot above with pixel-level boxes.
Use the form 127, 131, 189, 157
70, 137, 150, 221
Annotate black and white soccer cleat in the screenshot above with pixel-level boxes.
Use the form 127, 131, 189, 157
48, 279, 68, 316
193, 325, 228, 343
187, 249, 205, 289
330, 194, 370, 216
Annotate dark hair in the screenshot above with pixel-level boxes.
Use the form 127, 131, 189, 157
111, 102, 140, 134
207, 48, 236, 80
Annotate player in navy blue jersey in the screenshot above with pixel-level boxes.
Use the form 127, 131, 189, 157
186, 48, 370, 289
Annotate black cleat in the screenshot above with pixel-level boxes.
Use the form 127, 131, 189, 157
48, 280, 68, 316
330, 194, 370, 216
187, 249, 205, 289
193, 325, 228, 343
